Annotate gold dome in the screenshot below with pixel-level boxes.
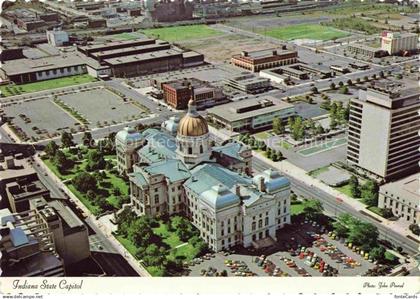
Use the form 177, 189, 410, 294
177, 99, 209, 137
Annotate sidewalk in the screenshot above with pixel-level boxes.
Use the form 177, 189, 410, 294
34, 154, 151, 277
252, 150, 417, 240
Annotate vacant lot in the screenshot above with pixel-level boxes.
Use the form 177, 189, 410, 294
141, 25, 223, 42
180, 34, 279, 63
0, 75, 97, 97
260, 24, 349, 41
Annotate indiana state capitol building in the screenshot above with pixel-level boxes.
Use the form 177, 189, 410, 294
115, 96, 291, 251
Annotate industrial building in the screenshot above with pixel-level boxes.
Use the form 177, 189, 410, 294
231, 47, 298, 72
347, 79, 420, 181
0, 54, 87, 84
161, 78, 227, 110
77, 38, 204, 78
381, 31, 418, 55
207, 96, 296, 133
347, 44, 387, 58
224, 73, 271, 94
143, 0, 193, 22
378, 173, 419, 225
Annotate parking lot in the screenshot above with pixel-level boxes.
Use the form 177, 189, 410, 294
2, 97, 80, 141
58, 87, 147, 124
187, 221, 375, 277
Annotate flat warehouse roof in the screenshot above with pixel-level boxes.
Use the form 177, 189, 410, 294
208, 96, 294, 122
1, 54, 85, 76
77, 38, 155, 52
104, 50, 182, 65
91, 43, 171, 59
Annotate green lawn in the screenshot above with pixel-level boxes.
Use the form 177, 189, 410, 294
67, 184, 101, 215
0, 74, 97, 97
253, 131, 273, 140
298, 138, 347, 157
291, 202, 304, 216
309, 165, 330, 178
336, 184, 361, 200
113, 32, 143, 40
141, 25, 223, 42
152, 221, 183, 248
278, 140, 293, 150
260, 24, 349, 41
368, 206, 383, 217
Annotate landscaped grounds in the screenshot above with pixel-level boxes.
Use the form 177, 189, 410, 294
0, 74, 97, 97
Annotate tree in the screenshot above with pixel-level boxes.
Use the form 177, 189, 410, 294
381, 208, 393, 219
346, 79, 353, 86
61, 131, 74, 148
82, 131, 94, 148
340, 86, 349, 94
348, 175, 361, 198
379, 71, 385, 78
369, 246, 385, 262
142, 244, 167, 266
291, 117, 305, 140
329, 82, 336, 90
409, 224, 420, 236
86, 149, 106, 171
272, 117, 285, 135
73, 172, 97, 193
172, 216, 194, 241
361, 179, 379, 206
310, 86, 318, 94
54, 150, 72, 172
334, 221, 349, 238
45, 141, 59, 157
330, 118, 338, 130
290, 193, 298, 203
315, 124, 325, 135
356, 78, 361, 84
302, 199, 323, 221
320, 99, 331, 110
347, 222, 379, 251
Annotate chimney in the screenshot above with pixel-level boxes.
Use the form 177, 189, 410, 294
242, 51, 248, 57
258, 177, 266, 192
235, 185, 241, 197
272, 50, 277, 56
282, 45, 287, 50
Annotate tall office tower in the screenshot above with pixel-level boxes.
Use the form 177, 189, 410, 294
347, 79, 420, 181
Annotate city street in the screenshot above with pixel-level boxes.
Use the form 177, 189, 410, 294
251, 155, 419, 257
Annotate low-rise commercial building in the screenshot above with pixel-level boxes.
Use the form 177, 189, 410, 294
207, 96, 295, 132
378, 173, 419, 225
381, 31, 418, 55
225, 73, 271, 94
261, 63, 332, 82
161, 78, 226, 110
347, 43, 387, 58
231, 47, 298, 72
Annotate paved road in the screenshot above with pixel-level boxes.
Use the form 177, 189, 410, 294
251, 156, 419, 256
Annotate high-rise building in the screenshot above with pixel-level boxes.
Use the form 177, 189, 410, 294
347, 80, 420, 181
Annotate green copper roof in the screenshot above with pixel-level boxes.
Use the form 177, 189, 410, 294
144, 159, 190, 183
